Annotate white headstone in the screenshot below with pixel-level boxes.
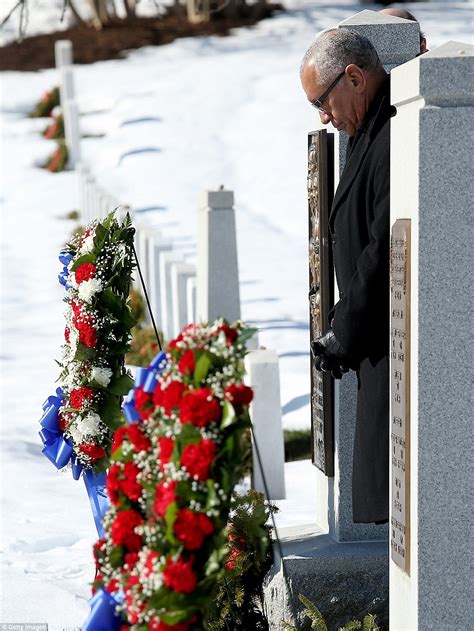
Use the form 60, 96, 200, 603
54, 39, 73, 68
186, 276, 197, 325
171, 263, 196, 336
63, 100, 81, 169
197, 189, 241, 324
245, 349, 286, 500
147, 233, 173, 330
159, 251, 184, 341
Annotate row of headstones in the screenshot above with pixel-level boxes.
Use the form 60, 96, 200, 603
55, 40, 286, 501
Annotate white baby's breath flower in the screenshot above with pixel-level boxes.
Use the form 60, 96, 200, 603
78, 278, 103, 303
80, 234, 95, 255
91, 366, 112, 387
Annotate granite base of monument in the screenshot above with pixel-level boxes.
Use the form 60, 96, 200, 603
262, 527, 388, 630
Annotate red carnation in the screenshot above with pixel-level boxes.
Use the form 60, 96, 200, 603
215, 324, 238, 345
112, 426, 128, 453
179, 388, 221, 427
57, 411, 70, 432
174, 508, 214, 550
77, 323, 97, 348
158, 436, 174, 471
153, 380, 187, 414
150, 620, 193, 631
224, 384, 253, 408
112, 425, 150, 454
107, 463, 142, 504
167, 333, 184, 351
64, 326, 70, 343
134, 386, 154, 420
127, 424, 151, 452
70, 386, 95, 409
79, 443, 106, 461
181, 439, 216, 481
178, 349, 195, 376
154, 480, 178, 518
124, 552, 139, 570
134, 386, 152, 411
75, 262, 97, 284
163, 556, 197, 593
111, 509, 143, 551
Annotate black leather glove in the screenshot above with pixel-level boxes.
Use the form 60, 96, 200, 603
311, 329, 350, 380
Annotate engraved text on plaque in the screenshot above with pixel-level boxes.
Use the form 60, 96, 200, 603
390, 219, 411, 574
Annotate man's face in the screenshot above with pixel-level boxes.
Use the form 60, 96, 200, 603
301, 62, 366, 137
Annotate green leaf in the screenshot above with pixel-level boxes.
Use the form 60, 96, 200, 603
73, 343, 96, 362
70, 253, 97, 271
108, 373, 134, 396
109, 546, 124, 569
193, 352, 212, 386
159, 610, 196, 625
237, 327, 258, 346
93, 223, 108, 251
220, 400, 237, 429
177, 423, 201, 448
164, 502, 179, 545
100, 287, 123, 317
362, 614, 379, 631
101, 393, 124, 430
298, 594, 328, 631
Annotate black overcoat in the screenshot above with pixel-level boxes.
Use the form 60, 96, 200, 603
329, 78, 394, 523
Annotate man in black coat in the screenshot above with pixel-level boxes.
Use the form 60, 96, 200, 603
300, 29, 394, 524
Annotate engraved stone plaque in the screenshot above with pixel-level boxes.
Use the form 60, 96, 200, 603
390, 219, 411, 574
308, 130, 334, 476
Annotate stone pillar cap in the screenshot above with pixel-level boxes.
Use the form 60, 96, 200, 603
338, 10, 420, 66
391, 41, 474, 106
198, 189, 234, 209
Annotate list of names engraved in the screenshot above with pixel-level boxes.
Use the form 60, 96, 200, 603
390, 219, 411, 574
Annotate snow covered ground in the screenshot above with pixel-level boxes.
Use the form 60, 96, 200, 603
1, 1, 473, 627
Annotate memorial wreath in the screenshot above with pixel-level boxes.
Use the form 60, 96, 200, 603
91, 320, 256, 629
39, 212, 136, 475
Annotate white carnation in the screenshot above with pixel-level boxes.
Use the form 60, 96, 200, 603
91, 366, 112, 387
78, 278, 102, 303
68, 422, 84, 444
80, 235, 95, 255
80, 412, 102, 437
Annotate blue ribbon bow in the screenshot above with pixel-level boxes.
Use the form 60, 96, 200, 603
122, 350, 167, 424
82, 588, 124, 631
38, 388, 74, 470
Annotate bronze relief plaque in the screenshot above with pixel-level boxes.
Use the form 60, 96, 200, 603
308, 130, 334, 476
390, 219, 411, 574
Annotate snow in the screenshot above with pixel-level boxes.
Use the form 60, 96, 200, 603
1, 1, 473, 627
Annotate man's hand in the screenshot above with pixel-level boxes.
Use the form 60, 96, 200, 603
311, 329, 350, 379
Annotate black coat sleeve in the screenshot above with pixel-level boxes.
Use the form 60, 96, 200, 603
332, 156, 390, 361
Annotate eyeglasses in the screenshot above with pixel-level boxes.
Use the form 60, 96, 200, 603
310, 70, 345, 113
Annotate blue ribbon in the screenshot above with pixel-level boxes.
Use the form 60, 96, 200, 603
38, 388, 74, 470
122, 351, 167, 424
71, 453, 83, 480
84, 469, 109, 538
58, 250, 73, 290
82, 588, 123, 631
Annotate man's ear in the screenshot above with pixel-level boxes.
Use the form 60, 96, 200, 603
345, 64, 366, 93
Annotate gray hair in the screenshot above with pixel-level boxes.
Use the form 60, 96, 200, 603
300, 28, 381, 83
